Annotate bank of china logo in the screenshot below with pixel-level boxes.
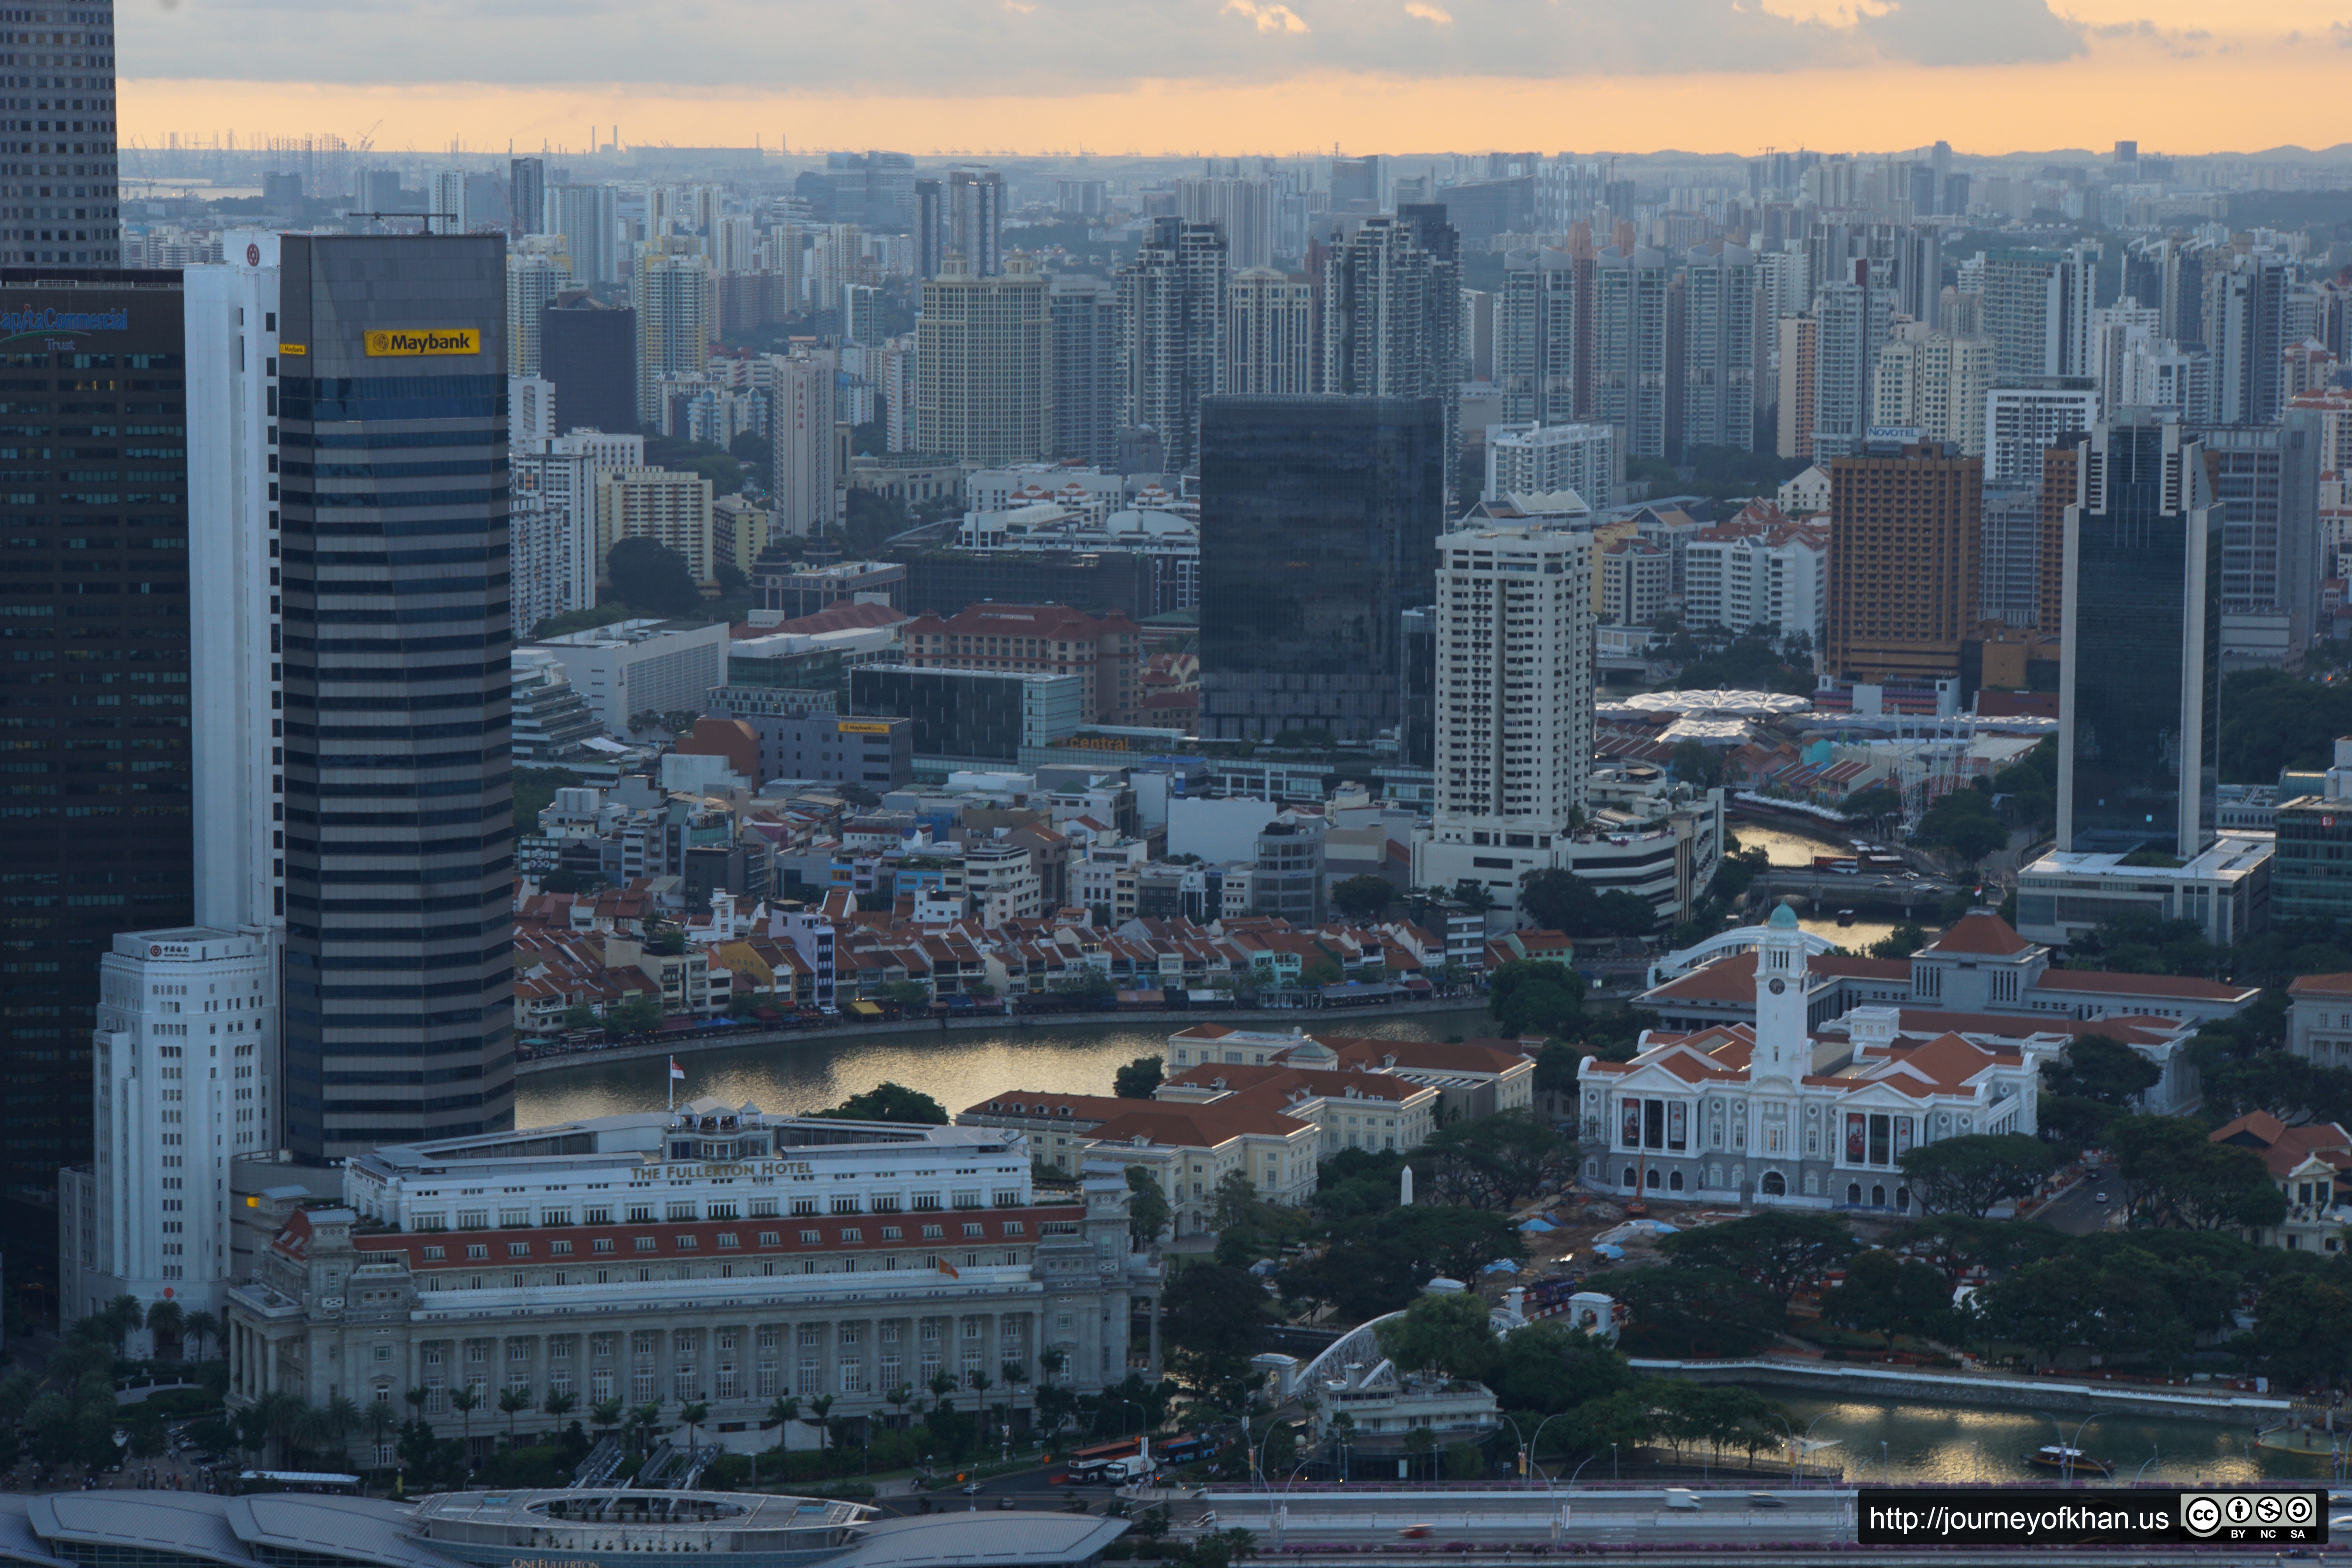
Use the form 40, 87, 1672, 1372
2180, 1492, 2316, 1537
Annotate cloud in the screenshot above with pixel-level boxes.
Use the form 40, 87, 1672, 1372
1223, 0, 1310, 33
117, 0, 2103, 91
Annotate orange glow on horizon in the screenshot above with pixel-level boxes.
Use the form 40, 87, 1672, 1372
120, 36, 2352, 164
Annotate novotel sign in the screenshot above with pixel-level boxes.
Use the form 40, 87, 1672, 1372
0, 307, 129, 335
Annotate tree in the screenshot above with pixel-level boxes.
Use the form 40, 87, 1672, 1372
1486, 958, 1584, 1039
498, 1387, 532, 1446
1658, 1211, 1857, 1311
1980, 1256, 2109, 1370
1614, 1265, 1782, 1356
1485, 1320, 1635, 1417
450, 1386, 480, 1455
818, 1082, 948, 1125
677, 1401, 710, 1451
2252, 1273, 2352, 1386
604, 536, 706, 618
1897, 1133, 2058, 1218
1421, 1112, 1566, 1210
590, 1397, 626, 1444
1280, 1205, 1525, 1321
1519, 869, 1651, 939
2111, 1114, 2288, 1230
1114, 1055, 1165, 1099
804, 1394, 835, 1467
1376, 1289, 1499, 1382
1913, 784, 2006, 864
1895, 1215, 2063, 1287
1844, 784, 1903, 821
604, 996, 663, 1037
144, 1298, 184, 1359
1826, 1248, 1952, 1348
181, 1308, 220, 1361
1330, 875, 1394, 922
2218, 667, 2352, 784
878, 979, 932, 1014
1161, 1263, 1271, 1399
2043, 1034, 2162, 1108
1126, 1165, 1172, 1246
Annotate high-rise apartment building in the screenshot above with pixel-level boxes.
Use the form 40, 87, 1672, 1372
1679, 243, 1756, 454
1483, 421, 1616, 505
1117, 217, 1227, 473
933, 167, 1005, 278
265, 234, 516, 1158
2058, 416, 2220, 858
1775, 312, 1817, 460
1226, 266, 1314, 395
915, 252, 1051, 465
1198, 396, 1444, 744
1323, 208, 1463, 493
1175, 175, 1274, 269
1, 6, 121, 265
1587, 245, 1670, 459
1978, 481, 2042, 628
1985, 377, 2098, 485
541, 291, 636, 436
594, 467, 717, 582
2202, 419, 2321, 657
768, 350, 838, 537
505, 251, 569, 378
1412, 523, 1595, 915
545, 184, 621, 285
633, 252, 710, 426
1495, 243, 1588, 426
0, 267, 189, 1209
1047, 274, 1118, 467
1808, 280, 1871, 460
1823, 439, 1982, 683
1980, 245, 2096, 382
509, 157, 544, 237
2204, 253, 2289, 428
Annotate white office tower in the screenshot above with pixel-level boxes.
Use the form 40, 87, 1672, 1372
2090, 300, 2160, 417
59, 930, 278, 1332
510, 375, 556, 448
1225, 267, 1314, 395
1410, 523, 1595, 920
634, 251, 711, 425
185, 233, 288, 941
547, 183, 622, 285
1485, 422, 1617, 505
430, 169, 474, 233
713, 214, 757, 275
506, 250, 570, 376
1985, 379, 2099, 485
769, 350, 838, 537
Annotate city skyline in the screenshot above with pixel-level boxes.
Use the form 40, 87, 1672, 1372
112, 0, 2352, 161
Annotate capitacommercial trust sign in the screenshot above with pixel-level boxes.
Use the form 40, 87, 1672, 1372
0, 305, 128, 339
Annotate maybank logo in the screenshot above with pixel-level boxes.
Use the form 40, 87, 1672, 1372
363, 327, 481, 358
0, 307, 127, 336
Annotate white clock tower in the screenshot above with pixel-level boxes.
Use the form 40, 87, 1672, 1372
1752, 902, 1810, 1085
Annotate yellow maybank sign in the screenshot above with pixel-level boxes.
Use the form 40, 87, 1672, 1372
363, 327, 481, 358
837, 720, 893, 735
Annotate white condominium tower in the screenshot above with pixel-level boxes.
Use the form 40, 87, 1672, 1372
1411, 523, 1595, 918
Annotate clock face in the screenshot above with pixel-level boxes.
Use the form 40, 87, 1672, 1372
1768, 978, 1787, 995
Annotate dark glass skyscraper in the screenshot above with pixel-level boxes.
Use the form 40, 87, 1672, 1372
276, 234, 514, 1158
0, 2, 120, 266
0, 269, 188, 1211
1197, 394, 1445, 744
2058, 414, 2220, 858
540, 291, 636, 437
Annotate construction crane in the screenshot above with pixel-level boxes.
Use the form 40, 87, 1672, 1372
353, 120, 381, 158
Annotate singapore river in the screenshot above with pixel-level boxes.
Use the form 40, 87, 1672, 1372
515, 1007, 1498, 1125
1764, 1394, 2310, 1485
1732, 815, 1936, 956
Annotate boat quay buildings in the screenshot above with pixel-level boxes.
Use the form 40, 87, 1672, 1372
221, 1105, 1159, 1457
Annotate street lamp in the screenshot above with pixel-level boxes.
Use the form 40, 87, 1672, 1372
2039, 1412, 2100, 1484
1115, 1399, 1143, 1444
1768, 1412, 1832, 1488
2132, 1446, 2161, 1485
1495, 1414, 1574, 1546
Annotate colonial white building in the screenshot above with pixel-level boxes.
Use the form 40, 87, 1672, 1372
222, 1104, 1158, 1457
61, 928, 279, 1334
1578, 904, 2048, 1213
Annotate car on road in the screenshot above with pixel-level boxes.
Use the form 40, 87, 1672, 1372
1747, 1494, 1786, 1508
2093, 1191, 2109, 1203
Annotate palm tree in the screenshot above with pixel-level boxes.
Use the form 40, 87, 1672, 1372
1037, 1347, 1066, 1387
363, 1399, 399, 1467
143, 1300, 184, 1362
884, 1384, 913, 1431
630, 1401, 663, 1455
404, 1385, 431, 1423
450, 1386, 481, 1459
967, 1370, 994, 1444
105, 1294, 144, 1354
321, 1395, 361, 1465
498, 1387, 532, 1447
589, 1396, 626, 1447
542, 1389, 579, 1439
804, 1394, 834, 1472
766, 1393, 799, 1433
260, 1392, 311, 1469
927, 1371, 958, 1414
677, 1401, 709, 1452
180, 1310, 220, 1363
1000, 1361, 1031, 1436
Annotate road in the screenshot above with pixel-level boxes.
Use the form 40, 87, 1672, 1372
1201, 1488, 1851, 1547
2034, 1160, 2124, 1238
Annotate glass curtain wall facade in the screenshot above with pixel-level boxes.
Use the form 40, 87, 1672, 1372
1196, 394, 1445, 744
2059, 415, 2221, 858
276, 234, 515, 1159
0, 269, 188, 1207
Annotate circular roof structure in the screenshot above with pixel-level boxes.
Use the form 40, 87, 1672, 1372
1601, 689, 1813, 719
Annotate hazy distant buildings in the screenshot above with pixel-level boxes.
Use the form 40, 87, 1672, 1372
1176, 175, 1275, 269
1679, 243, 1757, 453
921, 167, 1005, 278
1980, 245, 2096, 382
1590, 244, 1668, 459
546, 183, 622, 285
1198, 396, 1445, 743
1226, 267, 1315, 395
510, 156, 545, 236
506, 251, 570, 377
633, 252, 710, 425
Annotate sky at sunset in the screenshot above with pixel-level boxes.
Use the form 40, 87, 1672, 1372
117, 0, 2352, 160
